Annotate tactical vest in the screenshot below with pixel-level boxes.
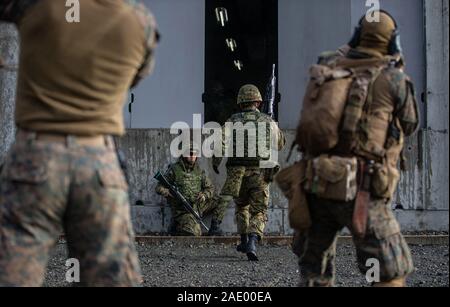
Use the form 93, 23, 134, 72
171, 161, 203, 204
226, 110, 272, 167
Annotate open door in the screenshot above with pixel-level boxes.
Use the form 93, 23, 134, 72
203, 0, 279, 125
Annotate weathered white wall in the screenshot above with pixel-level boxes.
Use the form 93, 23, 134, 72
1, 1, 448, 235
278, 0, 425, 130
123, 0, 205, 129
0, 24, 18, 164
118, 129, 448, 235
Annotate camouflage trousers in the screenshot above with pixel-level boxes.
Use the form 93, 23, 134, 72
294, 195, 414, 287
171, 196, 227, 236
218, 167, 270, 237
0, 131, 141, 287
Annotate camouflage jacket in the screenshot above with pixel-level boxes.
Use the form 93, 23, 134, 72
156, 159, 215, 208
214, 108, 286, 168
0, 0, 158, 86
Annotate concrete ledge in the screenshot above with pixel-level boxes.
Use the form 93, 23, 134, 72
131, 205, 449, 235
134, 235, 449, 246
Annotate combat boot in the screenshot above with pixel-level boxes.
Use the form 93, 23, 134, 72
246, 233, 259, 261
236, 234, 248, 253
208, 219, 224, 236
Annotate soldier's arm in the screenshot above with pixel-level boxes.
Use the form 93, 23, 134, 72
155, 166, 174, 197
201, 171, 215, 200
129, 3, 160, 88
212, 119, 231, 168
0, 0, 38, 24
393, 72, 420, 137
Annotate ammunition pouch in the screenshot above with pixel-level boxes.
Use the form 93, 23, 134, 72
371, 163, 400, 200
303, 155, 358, 202
275, 161, 311, 231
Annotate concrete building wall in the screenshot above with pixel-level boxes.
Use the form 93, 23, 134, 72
117, 129, 448, 235
0, 24, 18, 164
278, 0, 425, 130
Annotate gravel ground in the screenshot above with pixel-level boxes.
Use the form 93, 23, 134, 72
43, 241, 448, 287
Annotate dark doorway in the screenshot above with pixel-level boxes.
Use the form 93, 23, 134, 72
203, 0, 279, 125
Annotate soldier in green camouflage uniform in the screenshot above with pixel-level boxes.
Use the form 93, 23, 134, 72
0, 0, 158, 286
156, 145, 227, 236
213, 84, 286, 261
295, 12, 419, 287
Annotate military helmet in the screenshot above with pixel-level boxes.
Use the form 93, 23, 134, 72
237, 84, 262, 105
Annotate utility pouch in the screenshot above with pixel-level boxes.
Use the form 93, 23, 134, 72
304, 155, 358, 202
275, 161, 311, 230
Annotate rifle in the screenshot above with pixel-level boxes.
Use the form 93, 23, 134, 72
154, 171, 210, 232
263, 64, 276, 118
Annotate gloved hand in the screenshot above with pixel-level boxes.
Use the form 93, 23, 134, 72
160, 187, 172, 198
196, 192, 207, 203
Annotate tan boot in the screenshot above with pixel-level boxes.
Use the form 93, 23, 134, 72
373, 277, 407, 287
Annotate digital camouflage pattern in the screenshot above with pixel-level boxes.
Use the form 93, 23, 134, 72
156, 159, 226, 236
0, 133, 141, 287
237, 84, 263, 105
214, 104, 286, 238
296, 195, 414, 287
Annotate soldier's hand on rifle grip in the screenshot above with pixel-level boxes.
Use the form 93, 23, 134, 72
196, 192, 206, 203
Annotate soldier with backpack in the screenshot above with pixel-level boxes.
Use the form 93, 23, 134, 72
280, 11, 419, 287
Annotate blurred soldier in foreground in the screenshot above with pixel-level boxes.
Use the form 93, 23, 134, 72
213, 84, 286, 261
0, 0, 158, 286
156, 144, 227, 236
281, 11, 419, 287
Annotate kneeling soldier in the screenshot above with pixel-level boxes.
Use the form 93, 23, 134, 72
156, 145, 227, 236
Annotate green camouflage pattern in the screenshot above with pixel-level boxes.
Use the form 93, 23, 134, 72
156, 159, 226, 236
213, 109, 286, 168
217, 167, 270, 237
0, 133, 141, 287
237, 84, 263, 104
214, 106, 285, 238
